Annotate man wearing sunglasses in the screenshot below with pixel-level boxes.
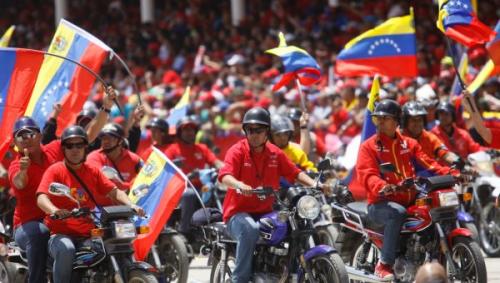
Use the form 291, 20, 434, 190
8, 117, 55, 283
36, 126, 145, 283
218, 107, 328, 283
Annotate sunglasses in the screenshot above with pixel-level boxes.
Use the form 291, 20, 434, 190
63, 142, 87, 150
245, 127, 267, 135
15, 132, 37, 142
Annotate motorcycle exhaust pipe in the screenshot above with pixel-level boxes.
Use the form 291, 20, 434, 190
346, 266, 387, 283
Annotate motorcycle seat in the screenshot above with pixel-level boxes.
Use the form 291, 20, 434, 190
207, 222, 236, 243
345, 202, 384, 232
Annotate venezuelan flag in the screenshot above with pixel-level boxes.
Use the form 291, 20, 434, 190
130, 147, 187, 260
166, 86, 190, 134
437, 0, 495, 47
336, 12, 417, 78
0, 48, 45, 159
265, 32, 321, 91
342, 76, 380, 200
450, 53, 468, 97
25, 19, 111, 135
0, 26, 15, 47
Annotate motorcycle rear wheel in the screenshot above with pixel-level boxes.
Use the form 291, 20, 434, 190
300, 253, 349, 283
128, 270, 158, 283
447, 236, 487, 283
479, 202, 500, 257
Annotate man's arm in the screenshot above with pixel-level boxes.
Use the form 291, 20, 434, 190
86, 86, 117, 143
462, 91, 492, 144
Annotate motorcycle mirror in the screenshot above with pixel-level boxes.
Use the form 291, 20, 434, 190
49, 182, 80, 207
379, 163, 396, 174
317, 158, 333, 171
101, 166, 119, 180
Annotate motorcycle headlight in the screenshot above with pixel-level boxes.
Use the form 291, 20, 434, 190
297, 195, 321, 220
439, 192, 459, 207
112, 222, 137, 239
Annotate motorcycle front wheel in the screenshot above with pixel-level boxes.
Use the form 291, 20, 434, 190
300, 253, 349, 283
479, 202, 500, 257
0, 261, 14, 283
210, 255, 235, 283
128, 270, 158, 283
447, 236, 487, 283
158, 234, 189, 283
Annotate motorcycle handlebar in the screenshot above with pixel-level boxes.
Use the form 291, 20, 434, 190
50, 207, 90, 220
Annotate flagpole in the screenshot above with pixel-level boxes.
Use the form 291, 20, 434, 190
40, 50, 125, 115
112, 51, 142, 105
295, 78, 307, 112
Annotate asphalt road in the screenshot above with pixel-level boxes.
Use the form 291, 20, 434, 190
186, 255, 500, 283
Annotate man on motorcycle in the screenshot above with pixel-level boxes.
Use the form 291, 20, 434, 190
140, 117, 174, 160
87, 123, 144, 205
431, 101, 482, 159
355, 99, 456, 280
219, 107, 329, 283
165, 115, 223, 236
400, 101, 463, 172
36, 126, 145, 283
9, 117, 54, 283
269, 115, 317, 172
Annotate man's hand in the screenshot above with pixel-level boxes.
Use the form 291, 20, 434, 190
380, 184, 397, 195
236, 182, 253, 196
131, 204, 146, 217
53, 208, 71, 219
19, 148, 31, 171
300, 112, 310, 129
319, 183, 333, 197
103, 86, 117, 110
132, 105, 145, 125
50, 103, 62, 119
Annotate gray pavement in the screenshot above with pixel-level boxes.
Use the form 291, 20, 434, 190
186, 255, 500, 283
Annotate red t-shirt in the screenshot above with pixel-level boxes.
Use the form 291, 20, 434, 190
488, 128, 500, 149
43, 140, 64, 162
140, 143, 171, 161
36, 162, 115, 237
164, 142, 218, 174
8, 146, 59, 228
87, 149, 143, 205
218, 139, 301, 222
431, 125, 482, 159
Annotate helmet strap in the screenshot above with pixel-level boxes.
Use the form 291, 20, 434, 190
103, 141, 122, 154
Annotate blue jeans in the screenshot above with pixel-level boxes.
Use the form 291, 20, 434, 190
368, 201, 407, 265
227, 213, 260, 283
14, 220, 50, 283
179, 188, 200, 234
48, 235, 87, 283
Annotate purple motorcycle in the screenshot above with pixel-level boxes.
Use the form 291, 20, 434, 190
205, 186, 348, 283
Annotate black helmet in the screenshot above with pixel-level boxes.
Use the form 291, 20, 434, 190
176, 115, 200, 132
401, 101, 428, 126
270, 115, 294, 134
76, 109, 97, 126
242, 107, 270, 127
372, 99, 401, 120
13, 116, 40, 136
61, 126, 88, 144
146, 117, 169, 132
287, 108, 302, 122
99, 123, 125, 139
435, 101, 455, 121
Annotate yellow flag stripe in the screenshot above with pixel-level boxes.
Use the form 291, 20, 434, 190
0, 25, 15, 47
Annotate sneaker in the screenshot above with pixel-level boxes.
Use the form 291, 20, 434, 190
374, 262, 394, 281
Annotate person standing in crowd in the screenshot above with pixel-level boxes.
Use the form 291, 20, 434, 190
218, 107, 330, 283
355, 99, 456, 280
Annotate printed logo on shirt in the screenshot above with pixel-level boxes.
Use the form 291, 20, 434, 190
195, 152, 203, 160
71, 187, 89, 203
268, 154, 278, 167
243, 162, 252, 167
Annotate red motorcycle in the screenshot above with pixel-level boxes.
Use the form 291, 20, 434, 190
331, 163, 487, 283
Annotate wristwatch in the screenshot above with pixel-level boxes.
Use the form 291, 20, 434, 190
100, 107, 111, 114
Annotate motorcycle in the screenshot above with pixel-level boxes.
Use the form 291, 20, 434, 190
205, 186, 349, 283
464, 150, 500, 257
105, 166, 191, 283
330, 163, 487, 283
46, 182, 158, 282
0, 221, 25, 283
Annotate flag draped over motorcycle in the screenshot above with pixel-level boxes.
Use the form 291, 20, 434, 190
24, 19, 111, 135
335, 11, 418, 77
129, 147, 187, 260
342, 76, 380, 200
0, 48, 45, 159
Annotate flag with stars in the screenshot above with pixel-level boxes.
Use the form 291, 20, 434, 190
437, 0, 495, 48
335, 11, 418, 77
0, 48, 45, 159
25, 19, 111, 135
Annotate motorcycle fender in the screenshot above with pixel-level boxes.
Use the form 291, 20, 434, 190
304, 245, 336, 261
125, 261, 157, 274
457, 210, 474, 223
312, 220, 332, 228
161, 227, 180, 235
447, 228, 472, 246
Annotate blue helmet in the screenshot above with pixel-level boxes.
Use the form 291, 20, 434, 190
13, 116, 40, 137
